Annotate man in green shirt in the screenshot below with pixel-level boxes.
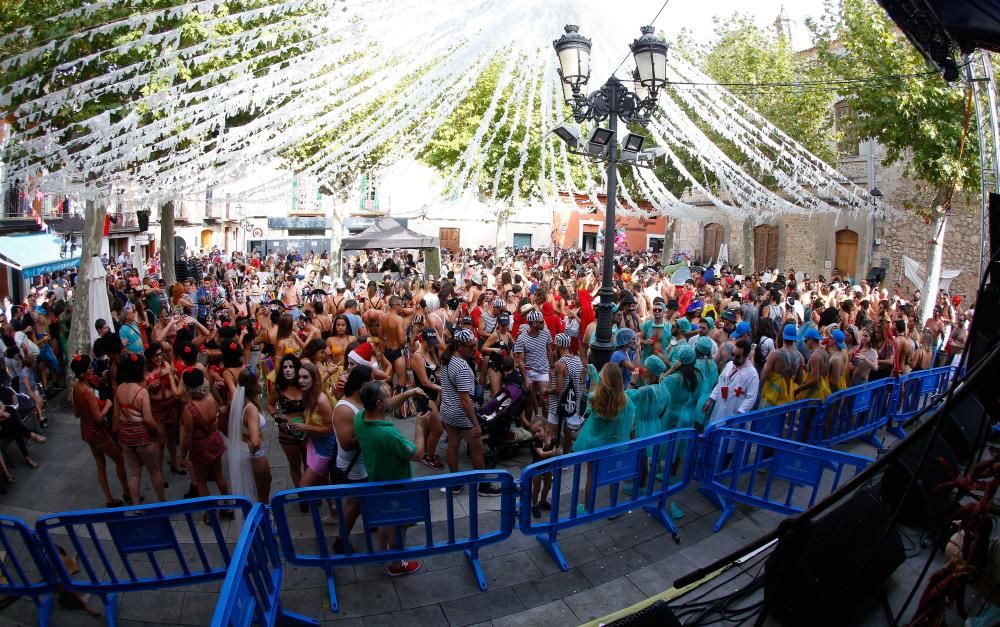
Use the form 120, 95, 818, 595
355, 381, 428, 576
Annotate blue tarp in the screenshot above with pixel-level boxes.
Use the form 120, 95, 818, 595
0, 233, 81, 278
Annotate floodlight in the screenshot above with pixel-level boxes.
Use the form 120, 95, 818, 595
553, 123, 583, 149
588, 127, 614, 157
638, 146, 667, 162
620, 133, 646, 162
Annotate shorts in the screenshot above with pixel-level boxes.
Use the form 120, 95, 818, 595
525, 369, 549, 384
306, 439, 333, 475
384, 346, 405, 361
547, 411, 584, 432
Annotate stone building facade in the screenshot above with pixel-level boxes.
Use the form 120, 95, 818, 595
667, 136, 984, 302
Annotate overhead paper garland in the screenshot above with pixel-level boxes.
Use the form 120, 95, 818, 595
1, 0, 887, 222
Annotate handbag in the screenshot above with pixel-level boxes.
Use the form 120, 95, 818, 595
330, 449, 360, 484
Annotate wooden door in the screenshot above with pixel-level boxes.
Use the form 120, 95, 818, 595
753, 225, 779, 271
439, 227, 460, 254
835, 229, 859, 279
703, 223, 723, 264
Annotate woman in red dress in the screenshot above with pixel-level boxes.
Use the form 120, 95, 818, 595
72, 355, 128, 507
114, 353, 166, 503
179, 368, 231, 506
144, 345, 184, 476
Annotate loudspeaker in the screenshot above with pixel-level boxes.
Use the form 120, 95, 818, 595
938, 394, 990, 465
764, 486, 905, 626
879, 428, 959, 528
866, 266, 886, 283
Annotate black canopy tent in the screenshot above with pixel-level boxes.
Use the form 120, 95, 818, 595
340, 217, 441, 276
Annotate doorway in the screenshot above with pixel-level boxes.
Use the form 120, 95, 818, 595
512, 233, 532, 249
753, 224, 779, 271
703, 223, 724, 264
200, 229, 214, 251
835, 228, 859, 279
439, 227, 460, 254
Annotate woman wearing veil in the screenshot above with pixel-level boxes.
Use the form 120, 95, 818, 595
226, 368, 271, 503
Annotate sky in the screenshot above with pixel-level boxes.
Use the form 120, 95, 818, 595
656, 0, 830, 51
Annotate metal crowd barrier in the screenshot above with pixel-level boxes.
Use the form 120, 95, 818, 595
270, 470, 515, 612
0, 515, 56, 626
809, 379, 897, 449
518, 428, 698, 571
211, 504, 317, 627
700, 428, 873, 532
889, 367, 954, 438
34, 496, 252, 626
695, 400, 822, 511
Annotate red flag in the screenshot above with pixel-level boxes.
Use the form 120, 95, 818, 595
103, 215, 111, 236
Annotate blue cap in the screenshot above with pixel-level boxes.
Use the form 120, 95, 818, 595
782, 324, 798, 341
643, 355, 667, 376
688, 300, 704, 313
732, 321, 751, 340
615, 328, 636, 346
831, 329, 847, 350
804, 328, 823, 342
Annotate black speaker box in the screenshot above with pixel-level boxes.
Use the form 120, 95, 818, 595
938, 394, 990, 465
764, 486, 905, 626
879, 428, 959, 529
866, 266, 886, 283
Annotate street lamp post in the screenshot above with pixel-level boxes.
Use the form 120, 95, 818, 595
553, 24, 668, 370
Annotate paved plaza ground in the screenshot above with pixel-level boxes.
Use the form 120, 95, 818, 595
0, 397, 941, 626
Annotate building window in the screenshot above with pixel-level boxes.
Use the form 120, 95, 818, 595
834, 101, 859, 157
513, 233, 532, 249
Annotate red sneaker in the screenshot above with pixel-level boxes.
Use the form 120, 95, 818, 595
387, 560, 422, 576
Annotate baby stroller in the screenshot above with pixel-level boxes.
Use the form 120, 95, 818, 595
478, 382, 528, 466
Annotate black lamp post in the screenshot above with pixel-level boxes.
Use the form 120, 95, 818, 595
553, 24, 668, 369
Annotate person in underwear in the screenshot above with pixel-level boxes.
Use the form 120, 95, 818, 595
759, 323, 804, 409
268, 354, 308, 492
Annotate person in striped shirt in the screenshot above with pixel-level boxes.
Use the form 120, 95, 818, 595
514, 309, 553, 422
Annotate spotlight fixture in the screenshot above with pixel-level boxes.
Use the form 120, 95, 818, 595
552, 123, 584, 149
587, 127, 614, 157
620, 133, 646, 162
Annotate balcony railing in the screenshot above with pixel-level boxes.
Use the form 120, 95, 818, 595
108, 211, 139, 231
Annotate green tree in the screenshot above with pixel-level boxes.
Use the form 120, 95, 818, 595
810, 0, 980, 323
677, 15, 837, 165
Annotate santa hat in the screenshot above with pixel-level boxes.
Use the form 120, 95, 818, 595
348, 342, 375, 367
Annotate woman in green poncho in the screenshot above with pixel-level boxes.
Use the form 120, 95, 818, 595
624, 356, 671, 495
573, 362, 635, 515
660, 344, 702, 519
693, 336, 719, 429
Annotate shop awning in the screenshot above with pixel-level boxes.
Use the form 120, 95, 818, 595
0, 232, 81, 278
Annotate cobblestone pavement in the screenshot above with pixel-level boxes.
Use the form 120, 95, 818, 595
0, 398, 938, 626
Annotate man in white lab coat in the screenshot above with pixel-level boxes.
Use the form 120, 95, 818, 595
703, 339, 759, 424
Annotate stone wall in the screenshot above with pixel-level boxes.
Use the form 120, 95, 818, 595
666, 144, 985, 302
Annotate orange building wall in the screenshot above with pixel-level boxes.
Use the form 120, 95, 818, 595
552, 193, 667, 252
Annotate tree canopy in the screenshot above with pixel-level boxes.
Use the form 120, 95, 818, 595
809, 0, 980, 210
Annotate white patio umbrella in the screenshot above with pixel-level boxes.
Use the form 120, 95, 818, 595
87, 256, 113, 352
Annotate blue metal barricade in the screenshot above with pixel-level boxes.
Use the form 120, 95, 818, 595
211, 504, 317, 627
270, 470, 515, 613
696, 401, 823, 510
702, 428, 872, 531
889, 367, 954, 438
518, 428, 698, 571
809, 379, 896, 449
35, 496, 252, 626
0, 515, 57, 626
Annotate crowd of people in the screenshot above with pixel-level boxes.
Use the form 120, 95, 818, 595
0, 243, 975, 576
